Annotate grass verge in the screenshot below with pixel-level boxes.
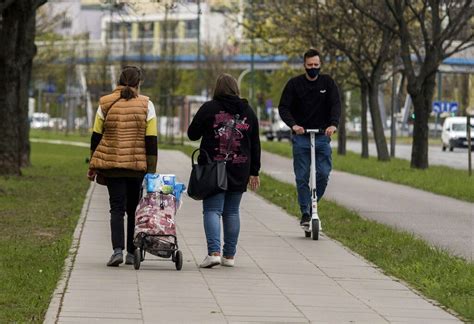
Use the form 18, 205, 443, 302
257, 172, 473, 322
261, 141, 474, 203
0, 143, 90, 323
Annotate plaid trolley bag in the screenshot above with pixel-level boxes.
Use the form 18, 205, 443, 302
133, 191, 183, 270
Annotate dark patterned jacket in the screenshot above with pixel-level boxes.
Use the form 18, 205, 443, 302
187, 95, 261, 192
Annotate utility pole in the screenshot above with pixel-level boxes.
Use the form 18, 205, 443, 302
196, 0, 202, 96
390, 64, 397, 157
249, 1, 255, 108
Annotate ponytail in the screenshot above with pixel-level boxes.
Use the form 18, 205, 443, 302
120, 85, 137, 100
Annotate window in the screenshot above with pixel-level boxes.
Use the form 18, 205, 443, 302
452, 123, 466, 132
109, 22, 132, 39
138, 22, 154, 39
61, 14, 72, 30
184, 19, 198, 38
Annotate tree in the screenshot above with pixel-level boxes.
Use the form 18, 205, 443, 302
0, 0, 47, 175
352, 0, 474, 168
246, 1, 356, 155
314, 0, 397, 161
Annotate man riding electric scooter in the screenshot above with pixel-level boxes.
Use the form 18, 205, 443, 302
278, 48, 341, 238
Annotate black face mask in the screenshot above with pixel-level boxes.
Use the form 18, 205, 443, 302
305, 67, 320, 79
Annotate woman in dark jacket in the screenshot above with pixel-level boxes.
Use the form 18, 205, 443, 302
187, 73, 261, 268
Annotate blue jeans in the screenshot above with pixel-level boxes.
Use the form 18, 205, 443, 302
202, 191, 243, 257
292, 134, 332, 215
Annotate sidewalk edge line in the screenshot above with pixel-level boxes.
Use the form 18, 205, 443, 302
43, 182, 95, 324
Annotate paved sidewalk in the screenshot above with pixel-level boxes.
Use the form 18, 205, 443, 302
261, 151, 474, 261
47, 150, 460, 323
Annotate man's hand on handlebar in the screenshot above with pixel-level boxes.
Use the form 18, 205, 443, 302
292, 125, 305, 135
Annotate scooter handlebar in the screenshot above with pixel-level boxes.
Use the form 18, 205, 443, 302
304, 128, 326, 135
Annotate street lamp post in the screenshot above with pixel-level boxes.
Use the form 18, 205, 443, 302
196, 0, 201, 96
237, 68, 253, 101
467, 108, 474, 176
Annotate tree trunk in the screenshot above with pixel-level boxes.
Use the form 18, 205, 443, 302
360, 80, 369, 158
368, 82, 390, 161
19, 19, 36, 168
19, 61, 33, 168
0, 6, 23, 175
409, 73, 436, 169
0, 1, 43, 175
337, 88, 346, 155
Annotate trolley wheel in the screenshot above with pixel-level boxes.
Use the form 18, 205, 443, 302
175, 250, 183, 271
312, 219, 319, 241
304, 230, 311, 238
133, 249, 141, 270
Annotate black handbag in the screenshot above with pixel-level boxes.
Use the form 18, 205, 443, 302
187, 148, 228, 200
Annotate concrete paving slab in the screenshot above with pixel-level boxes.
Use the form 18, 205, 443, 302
45, 150, 461, 323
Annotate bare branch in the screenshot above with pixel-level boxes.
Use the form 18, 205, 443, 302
407, 1, 430, 52
443, 38, 474, 59
35, 0, 47, 9
390, 0, 416, 84
436, 0, 473, 45
349, 0, 398, 34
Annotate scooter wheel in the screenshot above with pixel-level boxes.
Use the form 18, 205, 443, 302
312, 219, 319, 241
304, 230, 311, 238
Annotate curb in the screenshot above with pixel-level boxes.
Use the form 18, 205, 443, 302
43, 183, 95, 324
30, 138, 89, 148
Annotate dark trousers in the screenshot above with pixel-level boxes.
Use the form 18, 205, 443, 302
106, 177, 143, 254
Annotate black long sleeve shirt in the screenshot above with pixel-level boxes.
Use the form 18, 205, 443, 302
187, 95, 261, 192
278, 74, 341, 130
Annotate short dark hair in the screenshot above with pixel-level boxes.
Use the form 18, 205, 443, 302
303, 49, 321, 62
213, 73, 240, 98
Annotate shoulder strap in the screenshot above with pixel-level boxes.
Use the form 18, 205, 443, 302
102, 97, 121, 120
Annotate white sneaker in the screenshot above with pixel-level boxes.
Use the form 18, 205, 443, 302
221, 257, 235, 267
199, 255, 221, 268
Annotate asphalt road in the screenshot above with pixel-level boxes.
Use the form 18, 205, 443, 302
340, 140, 471, 170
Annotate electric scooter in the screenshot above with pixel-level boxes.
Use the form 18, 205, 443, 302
303, 129, 325, 240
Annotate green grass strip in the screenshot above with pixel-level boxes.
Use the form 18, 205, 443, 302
261, 141, 474, 203
257, 172, 473, 322
0, 143, 90, 323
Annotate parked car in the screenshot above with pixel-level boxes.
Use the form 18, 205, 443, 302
263, 108, 292, 141
441, 117, 472, 151
30, 112, 51, 129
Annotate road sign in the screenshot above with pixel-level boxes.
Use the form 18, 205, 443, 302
433, 101, 458, 113
265, 99, 273, 108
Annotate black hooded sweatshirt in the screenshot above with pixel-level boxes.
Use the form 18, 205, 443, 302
187, 95, 261, 192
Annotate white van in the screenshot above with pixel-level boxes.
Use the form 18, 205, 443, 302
441, 117, 472, 151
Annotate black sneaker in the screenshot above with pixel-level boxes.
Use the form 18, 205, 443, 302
107, 253, 123, 267
300, 213, 311, 226
125, 252, 135, 265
